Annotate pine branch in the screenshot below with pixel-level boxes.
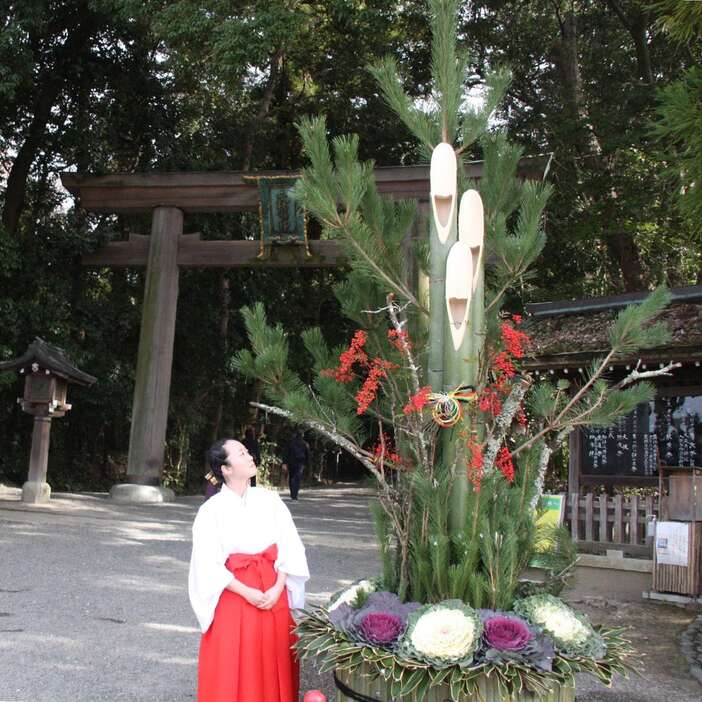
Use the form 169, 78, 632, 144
483, 379, 531, 472
617, 360, 681, 387
514, 290, 673, 458
368, 57, 438, 156
529, 428, 572, 511
249, 401, 380, 478
386, 293, 430, 470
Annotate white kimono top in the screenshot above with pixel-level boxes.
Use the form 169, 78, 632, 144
188, 485, 310, 633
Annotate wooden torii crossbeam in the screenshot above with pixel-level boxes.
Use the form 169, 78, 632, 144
60, 157, 550, 502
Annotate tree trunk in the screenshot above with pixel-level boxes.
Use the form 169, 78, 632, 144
605, 228, 647, 291
551, 6, 645, 290
2, 81, 61, 235
241, 48, 285, 171
2, 15, 96, 235
605, 1, 654, 85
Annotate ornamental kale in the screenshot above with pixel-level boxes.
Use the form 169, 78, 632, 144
477, 610, 554, 671
484, 614, 533, 651
329, 591, 421, 648
513, 594, 606, 660
358, 612, 404, 646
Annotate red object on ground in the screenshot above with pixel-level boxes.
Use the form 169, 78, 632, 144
303, 692, 328, 702
197, 544, 299, 702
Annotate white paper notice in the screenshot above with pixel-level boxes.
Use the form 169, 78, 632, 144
656, 521, 689, 567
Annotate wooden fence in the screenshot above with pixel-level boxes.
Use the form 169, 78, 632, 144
565, 494, 658, 557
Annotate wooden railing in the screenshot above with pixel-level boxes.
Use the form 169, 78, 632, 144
565, 493, 657, 557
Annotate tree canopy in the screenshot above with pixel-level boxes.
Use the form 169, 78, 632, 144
0, 0, 699, 491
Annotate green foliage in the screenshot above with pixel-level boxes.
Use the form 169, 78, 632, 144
519, 523, 578, 599
607, 285, 672, 357
464, 1, 701, 295
294, 115, 420, 309
1, 0, 695, 494
651, 66, 702, 228
649, 0, 702, 44
233, 302, 368, 447
370, 500, 398, 593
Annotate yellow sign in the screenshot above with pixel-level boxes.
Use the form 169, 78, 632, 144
531, 494, 566, 568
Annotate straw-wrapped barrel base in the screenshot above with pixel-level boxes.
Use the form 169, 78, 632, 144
334, 663, 575, 702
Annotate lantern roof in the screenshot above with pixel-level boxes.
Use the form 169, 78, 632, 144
0, 338, 96, 386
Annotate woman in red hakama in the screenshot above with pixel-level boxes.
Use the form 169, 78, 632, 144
189, 439, 310, 702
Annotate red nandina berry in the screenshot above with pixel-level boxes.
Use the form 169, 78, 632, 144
492, 351, 516, 378
500, 323, 530, 359
355, 358, 397, 414
495, 446, 515, 483
388, 328, 412, 352
467, 439, 484, 492
372, 433, 404, 467
403, 386, 432, 415
323, 330, 368, 383
478, 386, 502, 417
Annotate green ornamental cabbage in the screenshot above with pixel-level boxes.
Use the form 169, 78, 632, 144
513, 594, 606, 659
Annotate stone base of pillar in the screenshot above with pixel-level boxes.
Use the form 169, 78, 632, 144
109, 483, 175, 504
22, 481, 51, 504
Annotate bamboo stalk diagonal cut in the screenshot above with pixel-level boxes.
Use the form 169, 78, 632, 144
430, 143, 458, 244
458, 189, 484, 294
445, 241, 473, 351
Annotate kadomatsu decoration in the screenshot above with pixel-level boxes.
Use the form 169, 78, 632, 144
233, 0, 667, 698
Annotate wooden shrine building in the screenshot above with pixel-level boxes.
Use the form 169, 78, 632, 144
524, 285, 702, 496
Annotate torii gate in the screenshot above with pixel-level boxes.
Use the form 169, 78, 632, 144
60, 158, 548, 502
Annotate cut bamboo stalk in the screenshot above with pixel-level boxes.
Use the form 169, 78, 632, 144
444, 188, 485, 536
430, 142, 458, 244
458, 189, 484, 293
445, 241, 474, 351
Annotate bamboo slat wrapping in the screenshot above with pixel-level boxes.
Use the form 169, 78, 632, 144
334, 664, 576, 702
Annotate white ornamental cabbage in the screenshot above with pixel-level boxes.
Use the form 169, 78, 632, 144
400, 600, 482, 666
328, 579, 375, 612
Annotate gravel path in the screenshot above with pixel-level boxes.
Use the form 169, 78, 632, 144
1, 485, 699, 701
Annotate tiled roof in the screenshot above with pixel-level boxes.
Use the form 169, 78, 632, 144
523, 302, 702, 364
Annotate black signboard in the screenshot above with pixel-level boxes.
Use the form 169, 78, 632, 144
582, 395, 702, 478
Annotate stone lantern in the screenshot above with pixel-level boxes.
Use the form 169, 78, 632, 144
0, 338, 96, 503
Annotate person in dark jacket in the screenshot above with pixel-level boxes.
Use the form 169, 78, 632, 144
282, 430, 309, 501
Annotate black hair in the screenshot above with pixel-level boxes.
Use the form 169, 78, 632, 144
205, 438, 230, 483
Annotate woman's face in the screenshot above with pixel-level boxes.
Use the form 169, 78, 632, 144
222, 440, 257, 481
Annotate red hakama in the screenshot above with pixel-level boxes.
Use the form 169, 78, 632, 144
197, 544, 299, 702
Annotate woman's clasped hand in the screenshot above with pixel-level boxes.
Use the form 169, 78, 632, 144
241, 583, 284, 610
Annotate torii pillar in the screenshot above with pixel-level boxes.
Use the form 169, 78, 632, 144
115, 207, 182, 501
60, 159, 549, 502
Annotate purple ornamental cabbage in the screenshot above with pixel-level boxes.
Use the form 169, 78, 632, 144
356, 591, 422, 624
477, 610, 555, 671
358, 612, 405, 646
329, 602, 357, 633
483, 615, 534, 651
329, 591, 422, 649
